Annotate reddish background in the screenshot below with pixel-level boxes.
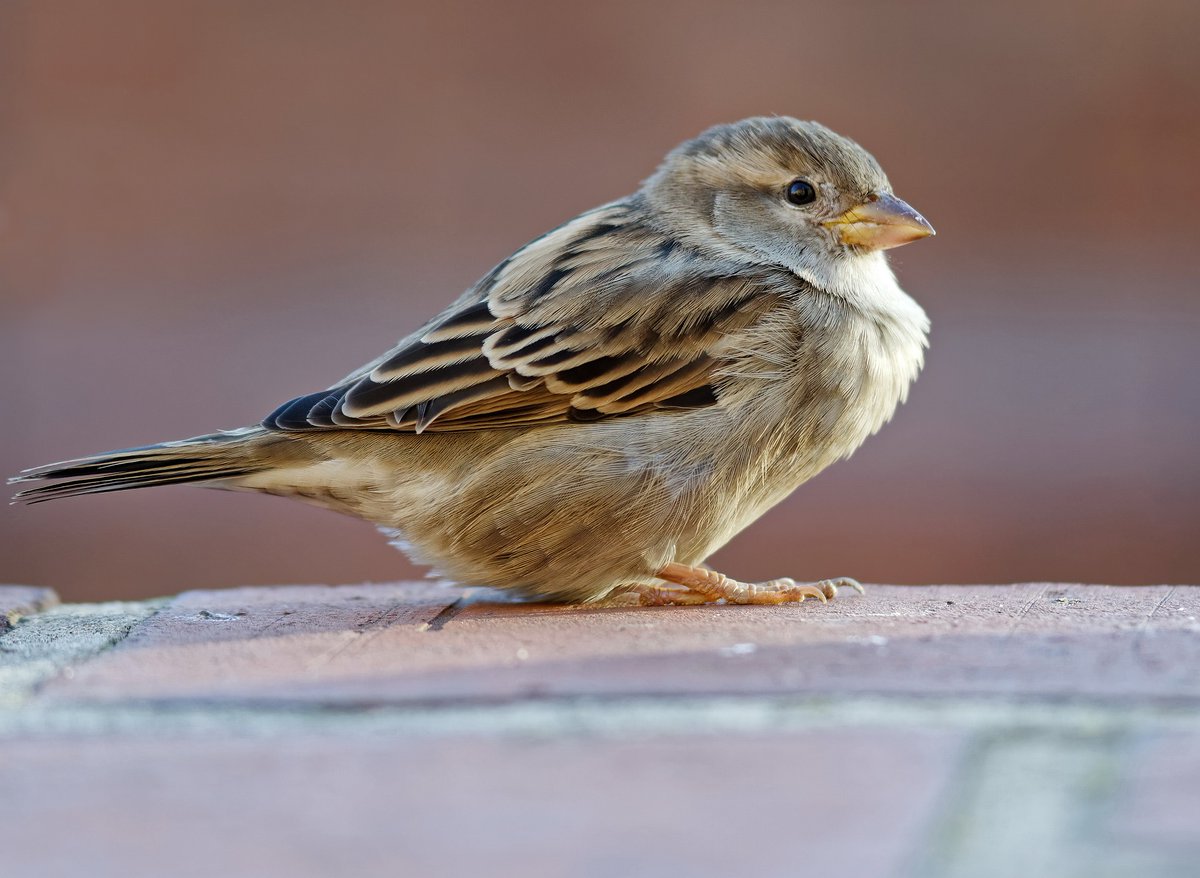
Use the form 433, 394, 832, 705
3, 0, 1198, 601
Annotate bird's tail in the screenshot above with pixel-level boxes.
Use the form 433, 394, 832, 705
8, 428, 301, 505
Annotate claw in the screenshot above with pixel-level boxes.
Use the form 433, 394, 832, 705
759, 578, 828, 603
818, 577, 866, 599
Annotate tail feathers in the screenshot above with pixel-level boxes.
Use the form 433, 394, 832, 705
9, 430, 269, 505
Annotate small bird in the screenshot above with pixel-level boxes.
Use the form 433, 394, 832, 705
11, 117, 934, 606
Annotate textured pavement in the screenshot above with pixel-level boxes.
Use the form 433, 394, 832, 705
1, 582, 1198, 878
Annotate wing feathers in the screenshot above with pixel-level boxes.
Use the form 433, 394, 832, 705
265, 201, 784, 434
372, 333, 486, 379
265, 390, 341, 431
419, 300, 497, 343
343, 357, 500, 418
574, 357, 715, 412
548, 354, 645, 391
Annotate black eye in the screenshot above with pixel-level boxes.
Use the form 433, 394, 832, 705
785, 179, 817, 206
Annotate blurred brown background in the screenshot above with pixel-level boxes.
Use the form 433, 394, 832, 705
2, 0, 1198, 602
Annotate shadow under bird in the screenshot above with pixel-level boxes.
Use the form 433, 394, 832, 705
12, 116, 935, 606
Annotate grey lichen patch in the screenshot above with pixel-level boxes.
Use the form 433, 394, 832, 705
0, 586, 61, 632
0, 600, 162, 709
909, 728, 1189, 878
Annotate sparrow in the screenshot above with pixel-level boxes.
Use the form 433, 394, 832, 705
11, 116, 934, 606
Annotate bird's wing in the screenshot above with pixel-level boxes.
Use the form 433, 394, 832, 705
264, 201, 782, 434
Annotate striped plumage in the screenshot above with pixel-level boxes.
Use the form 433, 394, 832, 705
12, 117, 934, 605
265, 200, 785, 433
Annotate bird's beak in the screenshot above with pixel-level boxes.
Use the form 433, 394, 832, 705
822, 193, 935, 251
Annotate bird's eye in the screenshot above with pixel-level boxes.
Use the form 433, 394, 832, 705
785, 179, 817, 206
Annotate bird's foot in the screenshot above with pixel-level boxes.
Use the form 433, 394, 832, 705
651, 562, 863, 606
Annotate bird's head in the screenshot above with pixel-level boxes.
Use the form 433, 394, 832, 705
643, 116, 934, 290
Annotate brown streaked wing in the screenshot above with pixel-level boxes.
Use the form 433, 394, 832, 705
263, 202, 782, 434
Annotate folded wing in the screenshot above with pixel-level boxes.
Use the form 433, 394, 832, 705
265, 201, 782, 434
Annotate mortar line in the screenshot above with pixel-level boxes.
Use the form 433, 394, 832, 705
1005, 583, 1049, 637
305, 601, 410, 670
1138, 586, 1176, 632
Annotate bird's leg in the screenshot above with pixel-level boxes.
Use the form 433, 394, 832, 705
654, 562, 863, 606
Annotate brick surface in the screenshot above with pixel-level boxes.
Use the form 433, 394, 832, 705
4, 582, 1200, 878
0, 728, 962, 878
0, 585, 59, 630
36, 582, 457, 703
38, 583, 1200, 707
